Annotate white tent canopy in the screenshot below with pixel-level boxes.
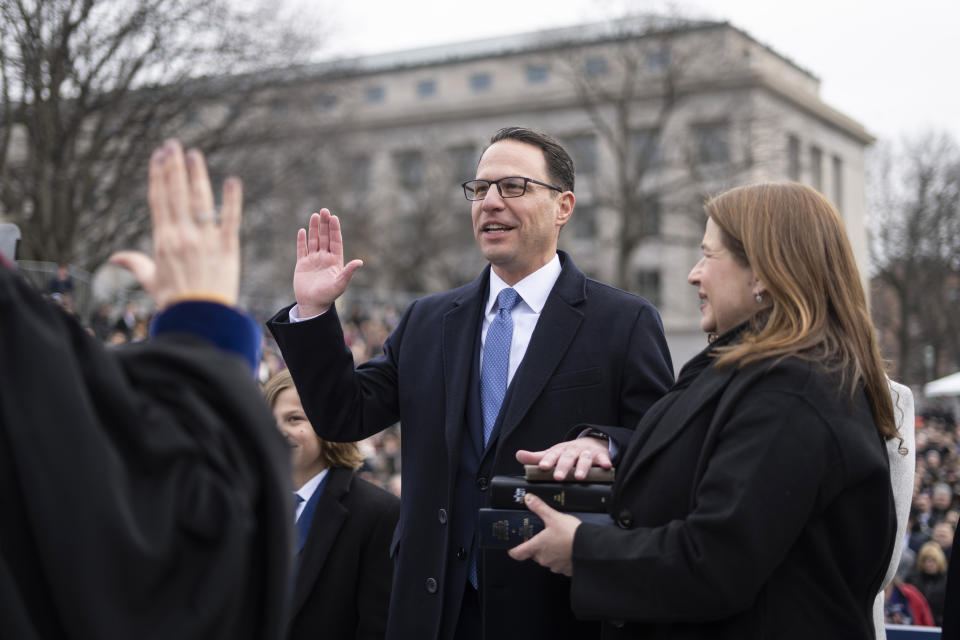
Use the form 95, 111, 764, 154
924, 371, 960, 397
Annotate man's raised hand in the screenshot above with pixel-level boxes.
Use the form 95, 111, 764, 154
293, 209, 363, 317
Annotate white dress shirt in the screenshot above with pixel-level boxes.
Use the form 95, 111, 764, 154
294, 467, 329, 522
480, 255, 562, 385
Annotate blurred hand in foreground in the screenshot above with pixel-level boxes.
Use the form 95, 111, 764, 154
110, 140, 242, 309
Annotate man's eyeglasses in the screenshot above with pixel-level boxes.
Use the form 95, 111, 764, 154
461, 176, 563, 201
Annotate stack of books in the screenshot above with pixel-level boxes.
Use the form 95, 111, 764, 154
478, 465, 615, 549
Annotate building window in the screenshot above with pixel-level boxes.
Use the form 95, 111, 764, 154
416, 79, 436, 98
365, 86, 385, 104
646, 47, 671, 71
567, 203, 596, 240
585, 56, 608, 76
316, 92, 338, 111
633, 269, 661, 307
393, 150, 424, 190
638, 195, 661, 236
470, 73, 491, 92
448, 145, 477, 184
810, 145, 823, 191
348, 155, 371, 193
563, 134, 597, 176
832, 155, 844, 210
787, 135, 800, 180
630, 129, 663, 170
694, 122, 729, 164
525, 65, 549, 84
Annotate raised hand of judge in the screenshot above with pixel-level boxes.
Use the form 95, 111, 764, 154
292, 209, 364, 317
110, 140, 242, 309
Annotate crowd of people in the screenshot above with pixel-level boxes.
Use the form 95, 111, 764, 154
890, 410, 960, 626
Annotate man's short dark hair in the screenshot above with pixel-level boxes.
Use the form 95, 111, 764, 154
487, 127, 575, 193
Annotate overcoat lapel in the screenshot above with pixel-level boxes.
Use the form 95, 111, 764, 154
441, 271, 486, 466
617, 363, 738, 490
497, 256, 586, 446
289, 468, 351, 620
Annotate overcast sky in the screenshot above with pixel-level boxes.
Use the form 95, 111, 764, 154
321, 0, 959, 143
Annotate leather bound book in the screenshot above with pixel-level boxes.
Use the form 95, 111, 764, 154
489, 476, 612, 513
478, 508, 614, 549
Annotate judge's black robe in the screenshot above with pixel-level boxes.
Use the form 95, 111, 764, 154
0, 263, 291, 639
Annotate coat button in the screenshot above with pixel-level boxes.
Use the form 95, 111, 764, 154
617, 509, 633, 528
425, 577, 438, 594
438, 508, 447, 524
476, 476, 489, 491
456, 547, 467, 561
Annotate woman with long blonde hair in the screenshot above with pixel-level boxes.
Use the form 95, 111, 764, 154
512, 182, 898, 639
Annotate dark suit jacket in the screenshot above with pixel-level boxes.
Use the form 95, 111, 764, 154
287, 467, 399, 640
570, 344, 897, 639
269, 252, 674, 640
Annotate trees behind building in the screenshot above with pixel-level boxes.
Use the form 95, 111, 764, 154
869, 131, 960, 385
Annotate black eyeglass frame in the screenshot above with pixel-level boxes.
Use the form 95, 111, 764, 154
461, 176, 564, 201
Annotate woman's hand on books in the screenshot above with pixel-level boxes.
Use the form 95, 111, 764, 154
516, 436, 612, 482
507, 493, 580, 576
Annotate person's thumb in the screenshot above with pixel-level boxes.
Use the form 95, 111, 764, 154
524, 493, 557, 522
109, 251, 157, 295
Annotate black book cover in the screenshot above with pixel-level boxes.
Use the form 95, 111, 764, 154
489, 475, 612, 512
478, 508, 614, 549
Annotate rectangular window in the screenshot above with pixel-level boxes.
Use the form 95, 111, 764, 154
585, 56, 608, 77
525, 65, 549, 84
638, 195, 661, 236
348, 155, 370, 193
810, 145, 823, 191
448, 145, 477, 184
630, 129, 663, 170
832, 155, 844, 210
646, 47, 671, 71
316, 93, 338, 111
563, 134, 597, 176
416, 79, 436, 98
787, 135, 800, 180
633, 269, 661, 307
567, 203, 596, 240
470, 73, 491, 92
695, 122, 729, 164
393, 150, 424, 190
365, 86, 385, 104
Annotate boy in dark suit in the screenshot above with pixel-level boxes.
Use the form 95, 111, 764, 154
265, 370, 398, 640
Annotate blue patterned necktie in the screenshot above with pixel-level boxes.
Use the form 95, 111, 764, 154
480, 287, 520, 447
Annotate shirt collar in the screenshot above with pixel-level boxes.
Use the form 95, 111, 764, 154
295, 467, 329, 501
486, 254, 562, 315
